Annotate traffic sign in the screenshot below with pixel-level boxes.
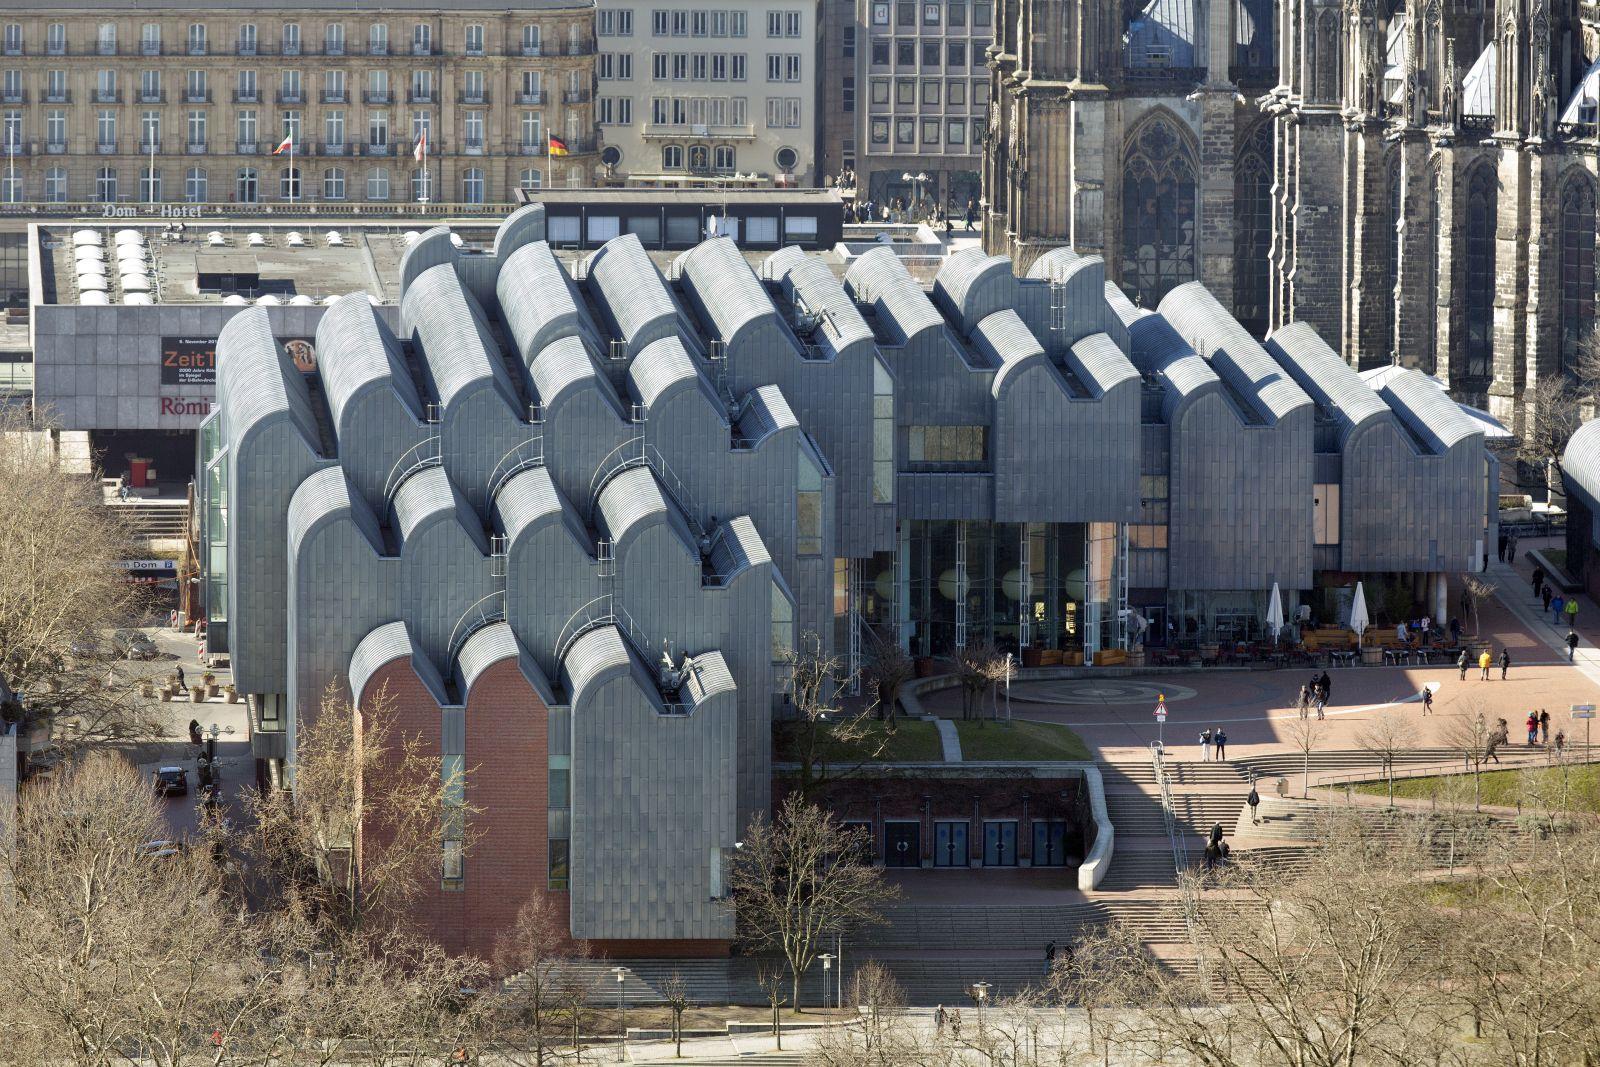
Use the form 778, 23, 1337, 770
1574, 711, 1596, 720
1572, 704, 1595, 712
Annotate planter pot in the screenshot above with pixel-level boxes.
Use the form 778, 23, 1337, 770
1021, 648, 1045, 668
189, 687, 205, 703
1041, 649, 1064, 666
139, 681, 156, 698
1360, 646, 1383, 665
1126, 648, 1146, 667
914, 656, 937, 678
205, 683, 219, 699
160, 686, 174, 701
224, 686, 239, 704
1064, 651, 1083, 667
1199, 642, 1220, 662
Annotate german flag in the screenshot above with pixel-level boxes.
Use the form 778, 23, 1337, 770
548, 133, 570, 157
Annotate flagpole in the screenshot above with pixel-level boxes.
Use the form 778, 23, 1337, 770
289, 134, 295, 206
148, 132, 156, 204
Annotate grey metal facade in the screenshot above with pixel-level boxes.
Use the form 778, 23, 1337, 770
205, 205, 1490, 947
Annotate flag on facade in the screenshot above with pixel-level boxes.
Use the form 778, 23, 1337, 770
413, 132, 427, 163
548, 133, 569, 156
272, 134, 294, 155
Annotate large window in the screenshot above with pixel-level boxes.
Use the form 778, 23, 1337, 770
323, 167, 345, 200
771, 581, 794, 662
461, 167, 485, 203
366, 167, 389, 200
185, 166, 207, 202
95, 166, 117, 202
1558, 174, 1596, 375
441, 753, 464, 890
1233, 122, 1272, 333
908, 425, 987, 467
1462, 164, 1496, 381
1120, 116, 1196, 306
236, 167, 257, 203
873, 358, 894, 503
797, 450, 824, 555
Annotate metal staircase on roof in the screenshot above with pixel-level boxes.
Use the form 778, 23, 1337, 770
380, 401, 443, 523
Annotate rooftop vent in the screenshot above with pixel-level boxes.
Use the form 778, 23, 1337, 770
122, 292, 154, 306
325, 230, 344, 246
71, 229, 103, 247
256, 293, 282, 306
289, 293, 316, 305
285, 231, 306, 247
246, 232, 266, 247
206, 231, 227, 246
403, 230, 421, 244
222, 294, 249, 306
114, 229, 145, 246
79, 290, 109, 305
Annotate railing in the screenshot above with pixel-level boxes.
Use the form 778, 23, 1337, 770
1152, 742, 1207, 983
381, 403, 443, 522
641, 122, 756, 139
140, 91, 167, 104
458, 92, 490, 105
562, 88, 591, 103
1313, 745, 1600, 791
233, 90, 259, 103
517, 90, 546, 105
445, 590, 506, 665
320, 90, 347, 104
363, 91, 391, 104
183, 91, 212, 104
486, 406, 545, 503
0, 198, 522, 218
553, 595, 656, 672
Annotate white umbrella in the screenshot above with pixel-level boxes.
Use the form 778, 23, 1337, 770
1265, 582, 1284, 644
1350, 581, 1370, 646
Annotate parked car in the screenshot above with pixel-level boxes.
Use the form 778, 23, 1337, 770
152, 766, 188, 797
68, 637, 105, 661
112, 629, 159, 660
135, 839, 185, 860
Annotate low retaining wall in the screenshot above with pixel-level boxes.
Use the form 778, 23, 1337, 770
1077, 764, 1113, 892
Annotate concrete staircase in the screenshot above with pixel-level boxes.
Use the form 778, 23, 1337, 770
852, 899, 1192, 951
1231, 748, 1465, 784
106, 497, 189, 540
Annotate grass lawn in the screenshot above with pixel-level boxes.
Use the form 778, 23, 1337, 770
1353, 763, 1600, 814
1541, 548, 1569, 571
954, 718, 1091, 761
774, 718, 943, 763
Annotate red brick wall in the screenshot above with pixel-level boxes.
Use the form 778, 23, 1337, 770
358, 659, 569, 962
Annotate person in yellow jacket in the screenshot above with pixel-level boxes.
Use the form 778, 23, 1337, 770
1478, 647, 1492, 680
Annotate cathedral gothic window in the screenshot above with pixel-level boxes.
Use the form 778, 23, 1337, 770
1463, 163, 1496, 382
1120, 116, 1197, 307
1558, 174, 1596, 375
1233, 122, 1273, 333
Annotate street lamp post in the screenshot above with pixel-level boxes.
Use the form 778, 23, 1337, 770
818, 953, 834, 1013
972, 981, 989, 1039
612, 967, 627, 1061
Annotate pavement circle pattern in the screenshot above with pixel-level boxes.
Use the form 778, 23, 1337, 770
1012, 680, 1198, 705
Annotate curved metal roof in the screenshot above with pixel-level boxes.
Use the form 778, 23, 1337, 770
707, 515, 772, 580
530, 334, 603, 408
1069, 333, 1141, 396
391, 464, 486, 553
217, 306, 321, 454
629, 335, 723, 415
842, 246, 943, 345
675, 236, 781, 346
975, 310, 1049, 400
286, 466, 382, 558
348, 621, 419, 707
1563, 418, 1600, 511
735, 384, 798, 447
455, 620, 557, 706
586, 233, 678, 348
561, 625, 634, 704
680, 649, 736, 705
403, 263, 522, 413
1265, 321, 1388, 444
765, 246, 874, 352
493, 465, 591, 549
316, 293, 422, 430
596, 465, 669, 542
1158, 282, 1311, 422
1379, 369, 1485, 452
491, 202, 547, 262
497, 240, 597, 365
932, 249, 1012, 331
1026, 246, 1091, 281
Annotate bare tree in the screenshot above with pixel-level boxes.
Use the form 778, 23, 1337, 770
864, 642, 913, 726
848, 960, 906, 1057
727, 794, 898, 1012
1355, 714, 1411, 807
953, 643, 1005, 721
756, 965, 787, 1050
235, 681, 478, 938
1457, 573, 1495, 635
1284, 715, 1321, 798
1440, 707, 1495, 812
0, 406, 162, 757
661, 971, 691, 1058
490, 892, 592, 1067
778, 632, 890, 799
1521, 375, 1585, 497
1044, 923, 1164, 1063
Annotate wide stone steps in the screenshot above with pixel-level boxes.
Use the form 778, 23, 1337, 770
1095, 846, 1186, 891
108, 499, 188, 540
852, 899, 1192, 951
1103, 791, 1246, 836
1100, 761, 1248, 788
1232, 748, 1464, 781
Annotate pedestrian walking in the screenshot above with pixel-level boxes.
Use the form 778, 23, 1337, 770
1527, 713, 1540, 745
1543, 585, 1555, 614
1508, 531, 1519, 561
964, 199, 976, 231
1565, 596, 1580, 627
949, 1008, 962, 1040
1044, 940, 1056, 974
175, 665, 188, 693
1316, 670, 1331, 719
1555, 730, 1567, 756
1421, 686, 1434, 715
1214, 727, 1228, 761
1247, 780, 1260, 824
1478, 648, 1492, 680
1297, 683, 1311, 719
1552, 594, 1566, 624
1457, 649, 1470, 681
188, 718, 202, 745
1450, 616, 1462, 644
1532, 566, 1545, 598
1200, 727, 1213, 762
935, 1005, 947, 1037
1500, 648, 1511, 680
1540, 709, 1551, 744
1497, 530, 1508, 562
1568, 630, 1580, 661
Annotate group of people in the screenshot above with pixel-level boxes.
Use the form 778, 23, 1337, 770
1483, 712, 1567, 763
844, 195, 980, 232
1531, 565, 1583, 657
1198, 727, 1229, 761
1296, 671, 1333, 720
1497, 528, 1521, 564
1202, 820, 1230, 871
1457, 646, 1511, 680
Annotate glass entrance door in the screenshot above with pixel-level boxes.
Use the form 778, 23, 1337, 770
884, 821, 921, 867
933, 820, 968, 867
982, 821, 1017, 866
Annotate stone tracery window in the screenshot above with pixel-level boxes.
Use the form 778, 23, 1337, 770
1559, 174, 1596, 376
1233, 121, 1273, 332
1462, 163, 1496, 381
1120, 115, 1197, 307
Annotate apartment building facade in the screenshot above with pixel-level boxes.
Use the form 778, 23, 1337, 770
592, 0, 820, 188
0, 2, 599, 208
818, 0, 990, 209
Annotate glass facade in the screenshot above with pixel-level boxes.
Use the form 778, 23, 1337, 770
900, 520, 1124, 657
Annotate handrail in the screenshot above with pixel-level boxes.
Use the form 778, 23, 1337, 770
445, 591, 506, 665
1151, 742, 1204, 969
486, 423, 545, 504
1312, 745, 1600, 789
